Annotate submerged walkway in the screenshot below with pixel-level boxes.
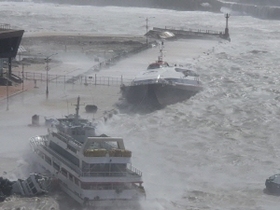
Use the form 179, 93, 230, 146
0, 81, 33, 100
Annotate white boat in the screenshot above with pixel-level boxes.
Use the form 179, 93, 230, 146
29, 97, 145, 207
121, 42, 203, 107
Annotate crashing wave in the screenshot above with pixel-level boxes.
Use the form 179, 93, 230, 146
219, 0, 280, 19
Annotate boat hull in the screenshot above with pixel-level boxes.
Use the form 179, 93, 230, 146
121, 83, 202, 107
121, 84, 162, 108
265, 174, 280, 195
154, 83, 202, 106
121, 85, 148, 105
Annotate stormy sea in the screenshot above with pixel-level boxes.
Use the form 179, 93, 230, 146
0, 1, 280, 210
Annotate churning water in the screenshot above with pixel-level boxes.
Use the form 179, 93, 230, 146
1, 1, 280, 210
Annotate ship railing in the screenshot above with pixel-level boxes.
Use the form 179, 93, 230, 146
81, 171, 124, 177
30, 136, 48, 150
83, 148, 132, 157
81, 182, 142, 191
127, 164, 142, 177
80, 164, 142, 177
0, 23, 11, 30
53, 132, 82, 149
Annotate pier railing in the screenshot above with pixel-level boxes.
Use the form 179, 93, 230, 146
13, 71, 133, 86
162, 26, 222, 35
152, 26, 225, 39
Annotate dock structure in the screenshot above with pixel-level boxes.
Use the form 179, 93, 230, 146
0, 24, 24, 86
145, 13, 231, 41
146, 25, 230, 41
149, 26, 226, 40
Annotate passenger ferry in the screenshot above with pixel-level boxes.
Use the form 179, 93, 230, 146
121, 41, 203, 108
29, 97, 145, 207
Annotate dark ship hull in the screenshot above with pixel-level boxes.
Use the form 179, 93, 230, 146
265, 174, 280, 195
121, 83, 202, 107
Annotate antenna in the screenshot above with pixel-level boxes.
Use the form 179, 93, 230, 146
67, 97, 69, 115
158, 40, 164, 62
74, 96, 80, 123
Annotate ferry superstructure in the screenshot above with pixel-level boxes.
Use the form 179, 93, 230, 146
29, 97, 145, 207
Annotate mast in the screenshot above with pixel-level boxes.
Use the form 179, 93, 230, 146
74, 96, 80, 123
158, 40, 164, 62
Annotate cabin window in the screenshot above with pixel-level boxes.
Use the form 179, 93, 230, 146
74, 177, 79, 186
45, 155, 51, 165
147, 63, 160, 69
67, 144, 77, 153
38, 151, 44, 159
81, 182, 90, 189
49, 141, 79, 167
82, 161, 90, 169
53, 161, 60, 171
61, 167, 68, 177
28, 182, 35, 189
69, 173, 74, 182
31, 188, 37, 194
103, 183, 113, 190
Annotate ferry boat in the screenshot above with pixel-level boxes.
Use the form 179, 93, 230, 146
120, 41, 203, 108
29, 97, 145, 207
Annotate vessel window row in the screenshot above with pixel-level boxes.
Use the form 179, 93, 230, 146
49, 141, 80, 167
37, 150, 81, 187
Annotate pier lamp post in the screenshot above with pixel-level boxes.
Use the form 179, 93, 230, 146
139, 16, 155, 44
224, 13, 230, 39
6, 69, 9, 111
45, 53, 58, 98
21, 63, 24, 91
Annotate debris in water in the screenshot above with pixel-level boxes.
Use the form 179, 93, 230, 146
0, 173, 52, 202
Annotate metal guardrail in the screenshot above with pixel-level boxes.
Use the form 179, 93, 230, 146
162, 26, 222, 35
0, 23, 11, 30
13, 71, 133, 86
9, 40, 158, 87
9, 39, 157, 88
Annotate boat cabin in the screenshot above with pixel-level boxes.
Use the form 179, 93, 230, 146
147, 61, 169, 70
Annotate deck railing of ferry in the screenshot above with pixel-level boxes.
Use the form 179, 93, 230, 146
81, 164, 142, 177
52, 132, 82, 149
